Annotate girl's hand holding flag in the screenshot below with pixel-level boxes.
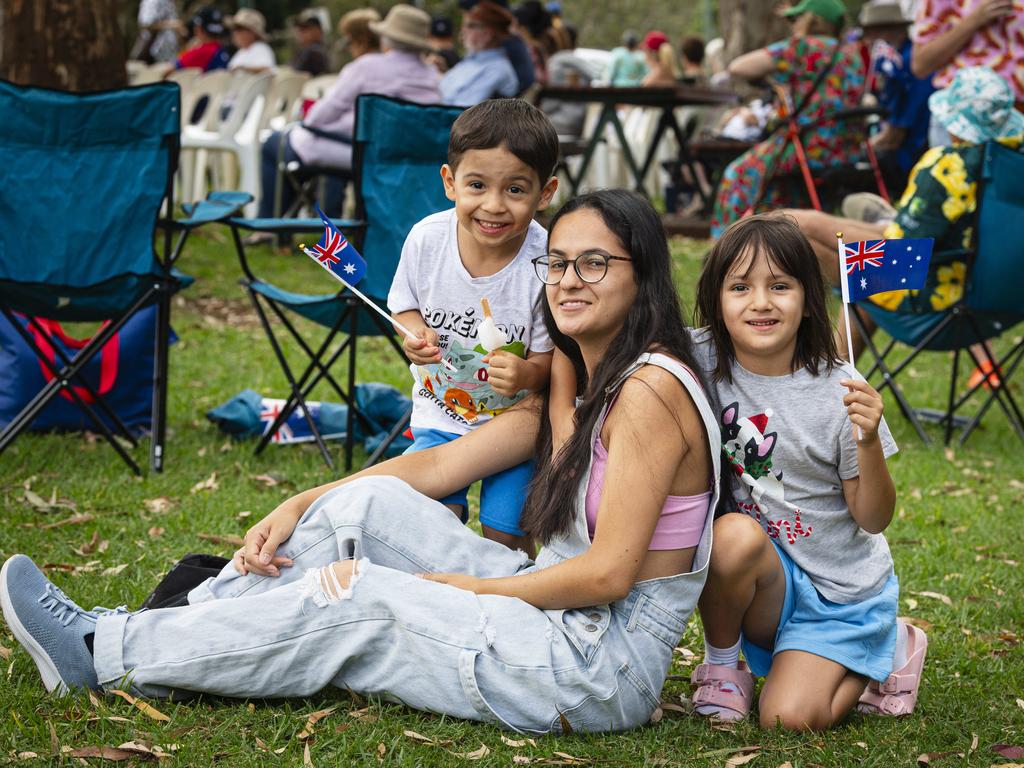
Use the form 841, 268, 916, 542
834, 232, 933, 439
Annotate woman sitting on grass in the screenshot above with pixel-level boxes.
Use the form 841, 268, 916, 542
1, 190, 719, 734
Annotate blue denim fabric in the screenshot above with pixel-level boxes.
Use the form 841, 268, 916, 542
92, 353, 721, 733
405, 427, 533, 536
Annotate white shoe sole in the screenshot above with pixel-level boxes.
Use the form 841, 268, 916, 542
0, 558, 69, 695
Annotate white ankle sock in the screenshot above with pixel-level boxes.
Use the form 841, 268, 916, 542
704, 637, 741, 668
892, 619, 909, 671
695, 638, 743, 717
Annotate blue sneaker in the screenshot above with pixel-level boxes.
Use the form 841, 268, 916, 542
0, 555, 100, 693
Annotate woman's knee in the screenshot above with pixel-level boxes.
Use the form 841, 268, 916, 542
709, 513, 771, 579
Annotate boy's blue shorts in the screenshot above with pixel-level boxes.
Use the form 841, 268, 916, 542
741, 539, 898, 683
404, 427, 533, 537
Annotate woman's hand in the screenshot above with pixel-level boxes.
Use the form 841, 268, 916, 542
234, 496, 305, 576
417, 572, 482, 592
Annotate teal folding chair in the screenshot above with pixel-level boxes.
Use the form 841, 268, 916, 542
853, 140, 1024, 445
226, 95, 465, 470
0, 80, 247, 473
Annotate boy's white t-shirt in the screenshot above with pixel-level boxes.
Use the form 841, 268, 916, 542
387, 208, 553, 435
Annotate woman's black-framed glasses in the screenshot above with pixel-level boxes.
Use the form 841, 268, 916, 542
532, 253, 632, 285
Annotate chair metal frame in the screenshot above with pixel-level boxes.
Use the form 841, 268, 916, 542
852, 141, 1024, 445
225, 95, 464, 471
0, 80, 245, 473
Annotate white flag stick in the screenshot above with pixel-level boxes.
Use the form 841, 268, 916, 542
301, 245, 455, 372
836, 232, 862, 441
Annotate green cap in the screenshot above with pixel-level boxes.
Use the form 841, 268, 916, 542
782, 0, 847, 24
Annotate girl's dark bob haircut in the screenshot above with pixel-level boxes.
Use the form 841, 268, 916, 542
695, 212, 839, 382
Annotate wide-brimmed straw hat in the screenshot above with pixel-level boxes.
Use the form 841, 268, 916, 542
369, 4, 433, 52
929, 66, 1024, 144
227, 8, 267, 39
858, 2, 911, 27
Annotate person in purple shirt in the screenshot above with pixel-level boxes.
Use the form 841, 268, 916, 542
441, 1, 519, 106
254, 4, 441, 224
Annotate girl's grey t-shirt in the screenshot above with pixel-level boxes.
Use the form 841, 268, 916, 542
690, 331, 897, 604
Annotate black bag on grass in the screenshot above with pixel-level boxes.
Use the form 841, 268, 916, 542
140, 553, 229, 610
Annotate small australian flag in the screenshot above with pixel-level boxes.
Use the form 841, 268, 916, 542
311, 204, 367, 285
842, 237, 934, 304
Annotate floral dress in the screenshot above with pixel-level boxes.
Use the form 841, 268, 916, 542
711, 36, 868, 237
868, 135, 1024, 313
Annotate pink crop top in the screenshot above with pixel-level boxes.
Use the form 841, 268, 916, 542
583, 365, 712, 550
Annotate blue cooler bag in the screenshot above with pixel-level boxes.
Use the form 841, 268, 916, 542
0, 305, 168, 434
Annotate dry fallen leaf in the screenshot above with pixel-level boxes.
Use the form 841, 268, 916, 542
404, 730, 436, 744
102, 564, 129, 577
994, 746, 1024, 760
348, 707, 379, 723
558, 712, 573, 734
251, 474, 280, 488
198, 533, 244, 547
970, 734, 979, 754
553, 751, 588, 764
144, 497, 173, 514
109, 689, 171, 722
917, 751, 964, 765
41, 514, 95, 530
649, 706, 663, 723
513, 757, 533, 765
699, 746, 761, 759
899, 615, 934, 632
726, 752, 760, 768
451, 744, 490, 760
501, 735, 537, 748
776, 763, 793, 768
0, 645, 11, 661
911, 590, 954, 607
190, 472, 219, 494
148, 527, 165, 539
298, 706, 337, 739
304, 741, 313, 768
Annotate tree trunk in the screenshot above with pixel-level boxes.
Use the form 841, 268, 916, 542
717, 0, 790, 60
0, 0, 127, 91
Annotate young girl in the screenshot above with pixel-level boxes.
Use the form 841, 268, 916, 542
688, 213, 926, 730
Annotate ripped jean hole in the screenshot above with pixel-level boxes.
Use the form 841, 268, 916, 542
473, 596, 496, 648
300, 557, 369, 609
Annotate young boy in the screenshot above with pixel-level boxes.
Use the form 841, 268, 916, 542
387, 99, 559, 553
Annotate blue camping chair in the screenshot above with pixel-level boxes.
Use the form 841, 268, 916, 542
0, 80, 248, 474
226, 95, 465, 470
853, 140, 1024, 445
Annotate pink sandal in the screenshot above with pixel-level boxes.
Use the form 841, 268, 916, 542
691, 661, 756, 721
857, 622, 928, 716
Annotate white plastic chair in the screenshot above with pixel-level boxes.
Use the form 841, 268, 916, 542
181, 71, 273, 215
175, 70, 233, 205
259, 70, 310, 138
128, 61, 173, 85
165, 67, 202, 122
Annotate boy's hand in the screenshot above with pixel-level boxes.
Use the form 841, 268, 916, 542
484, 351, 530, 397
403, 328, 442, 366
841, 378, 884, 442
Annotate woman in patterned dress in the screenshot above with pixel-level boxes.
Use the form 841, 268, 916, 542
710, 0, 869, 237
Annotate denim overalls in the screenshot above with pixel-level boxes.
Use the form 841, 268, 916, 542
93, 353, 720, 733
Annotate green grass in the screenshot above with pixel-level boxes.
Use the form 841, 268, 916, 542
1, 227, 1022, 766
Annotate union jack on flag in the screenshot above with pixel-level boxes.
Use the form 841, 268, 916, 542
310, 203, 367, 285
840, 237, 934, 304
844, 239, 887, 274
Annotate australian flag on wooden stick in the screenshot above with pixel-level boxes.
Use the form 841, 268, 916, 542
312, 204, 366, 285
842, 237, 933, 303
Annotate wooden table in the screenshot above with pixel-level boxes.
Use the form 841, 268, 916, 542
537, 84, 740, 201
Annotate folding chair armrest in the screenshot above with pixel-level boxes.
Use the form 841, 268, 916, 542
228, 216, 365, 234
172, 191, 254, 229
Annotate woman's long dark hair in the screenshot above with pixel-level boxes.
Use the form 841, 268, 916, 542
695, 212, 839, 383
518, 189, 703, 544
